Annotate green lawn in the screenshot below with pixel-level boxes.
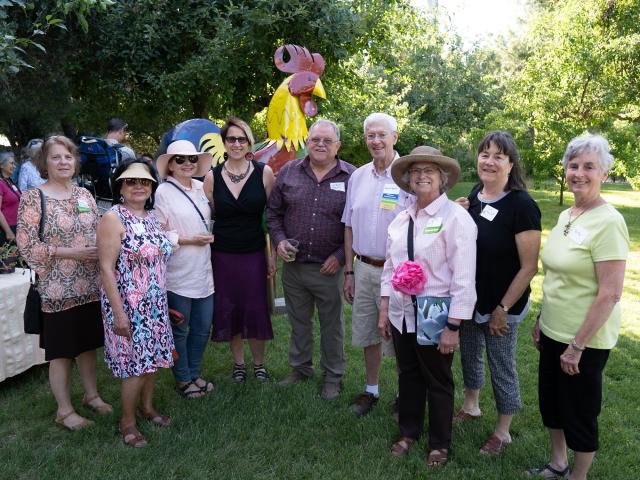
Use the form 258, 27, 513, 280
1, 183, 638, 480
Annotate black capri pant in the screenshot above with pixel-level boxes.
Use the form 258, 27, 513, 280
538, 332, 610, 452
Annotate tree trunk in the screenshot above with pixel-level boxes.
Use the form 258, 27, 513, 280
191, 95, 208, 119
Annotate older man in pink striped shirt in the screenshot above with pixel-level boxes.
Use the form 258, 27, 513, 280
342, 113, 412, 417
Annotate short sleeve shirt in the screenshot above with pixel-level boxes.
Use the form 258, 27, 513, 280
540, 203, 629, 349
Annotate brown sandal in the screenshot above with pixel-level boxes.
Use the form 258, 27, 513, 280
391, 437, 415, 457
55, 411, 94, 431
119, 424, 148, 448
427, 448, 449, 467
137, 409, 171, 427
83, 395, 114, 415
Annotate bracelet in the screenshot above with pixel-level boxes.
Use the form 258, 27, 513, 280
344, 270, 354, 276
445, 321, 460, 332
570, 338, 586, 351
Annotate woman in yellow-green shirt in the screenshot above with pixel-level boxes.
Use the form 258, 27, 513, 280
529, 134, 629, 480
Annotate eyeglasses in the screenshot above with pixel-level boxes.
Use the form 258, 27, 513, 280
409, 167, 439, 176
225, 136, 248, 145
172, 155, 199, 164
365, 132, 389, 141
123, 178, 152, 187
308, 137, 338, 146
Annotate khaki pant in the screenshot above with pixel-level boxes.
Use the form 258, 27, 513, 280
282, 262, 345, 383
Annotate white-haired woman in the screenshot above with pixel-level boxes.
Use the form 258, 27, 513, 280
529, 134, 629, 480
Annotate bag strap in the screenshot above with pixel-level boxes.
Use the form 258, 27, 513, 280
37, 188, 46, 241
165, 180, 207, 227
407, 216, 418, 321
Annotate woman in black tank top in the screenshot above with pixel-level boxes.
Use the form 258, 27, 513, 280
203, 117, 276, 384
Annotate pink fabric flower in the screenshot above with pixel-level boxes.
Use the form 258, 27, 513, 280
391, 261, 427, 295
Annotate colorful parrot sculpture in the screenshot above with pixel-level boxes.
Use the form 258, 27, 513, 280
254, 44, 326, 174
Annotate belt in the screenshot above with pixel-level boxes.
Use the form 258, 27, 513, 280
356, 254, 385, 268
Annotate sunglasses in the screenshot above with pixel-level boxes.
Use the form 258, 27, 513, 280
123, 178, 152, 187
225, 136, 248, 145
172, 155, 199, 164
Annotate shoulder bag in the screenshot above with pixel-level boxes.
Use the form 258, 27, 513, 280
23, 189, 46, 334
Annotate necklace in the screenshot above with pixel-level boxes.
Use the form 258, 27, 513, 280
223, 161, 251, 184
563, 198, 601, 236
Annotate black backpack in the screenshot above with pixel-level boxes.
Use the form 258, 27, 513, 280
78, 136, 128, 201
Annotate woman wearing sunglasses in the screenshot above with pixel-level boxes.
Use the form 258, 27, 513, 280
154, 141, 215, 399
98, 158, 175, 447
204, 117, 275, 383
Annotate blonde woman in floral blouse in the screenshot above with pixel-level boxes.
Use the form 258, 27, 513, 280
17, 135, 112, 431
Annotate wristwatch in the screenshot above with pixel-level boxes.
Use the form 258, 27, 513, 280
499, 303, 510, 313
445, 321, 460, 332
344, 270, 354, 276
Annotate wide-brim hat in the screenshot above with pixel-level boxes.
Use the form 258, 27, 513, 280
156, 140, 213, 178
391, 145, 460, 194
116, 162, 157, 182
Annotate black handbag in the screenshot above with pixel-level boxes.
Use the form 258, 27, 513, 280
23, 189, 46, 335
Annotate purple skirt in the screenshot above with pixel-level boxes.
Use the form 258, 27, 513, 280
211, 249, 273, 342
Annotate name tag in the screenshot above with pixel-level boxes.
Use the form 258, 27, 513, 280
480, 204, 499, 221
423, 217, 443, 234
77, 200, 91, 213
568, 225, 588, 245
380, 184, 400, 210
330, 182, 345, 192
132, 223, 146, 235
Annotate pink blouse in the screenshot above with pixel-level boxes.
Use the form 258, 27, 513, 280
17, 186, 100, 313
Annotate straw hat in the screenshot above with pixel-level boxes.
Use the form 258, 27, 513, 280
156, 140, 213, 179
391, 145, 461, 194
116, 162, 157, 182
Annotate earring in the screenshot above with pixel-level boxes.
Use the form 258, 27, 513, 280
223, 152, 228, 161
119, 195, 124, 203
245, 152, 254, 161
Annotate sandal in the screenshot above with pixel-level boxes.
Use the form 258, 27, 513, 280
176, 381, 204, 399
119, 423, 148, 448
55, 411, 94, 431
137, 408, 171, 427
83, 395, 113, 415
232, 363, 246, 383
391, 437, 415, 457
192, 378, 215, 395
525, 464, 570, 479
427, 448, 449, 467
453, 409, 482, 423
479, 434, 511, 456
253, 364, 270, 383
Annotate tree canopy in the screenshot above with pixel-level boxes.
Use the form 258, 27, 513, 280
2, 0, 639, 193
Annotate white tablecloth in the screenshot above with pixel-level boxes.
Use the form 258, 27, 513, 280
0, 268, 46, 382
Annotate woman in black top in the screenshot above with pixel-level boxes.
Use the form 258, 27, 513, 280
455, 131, 541, 455
204, 117, 276, 383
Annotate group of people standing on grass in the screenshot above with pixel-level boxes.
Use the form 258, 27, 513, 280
15, 112, 628, 480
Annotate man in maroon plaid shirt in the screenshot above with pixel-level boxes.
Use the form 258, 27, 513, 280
267, 119, 356, 400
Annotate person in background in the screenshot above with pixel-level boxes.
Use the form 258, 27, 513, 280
379, 146, 477, 468
342, 112, 411, 417
17, 135, 111, 431
454, 131, 541, 456
528, 134, 628, 480
1, 151, 21, 245
18, 138, 45, 191
98, 159, 175, 448
104, 117, 135, 160
204, 117, 276, 383
155, 140, 215, 398
267, 119, 355, 400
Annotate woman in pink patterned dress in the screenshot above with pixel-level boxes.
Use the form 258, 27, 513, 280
98, 159, 175, 448
17, 135, 112, 431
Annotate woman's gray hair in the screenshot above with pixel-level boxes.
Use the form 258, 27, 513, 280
0, 151, 15, 169
401, 163, 449, 194
363, 113, 397, 133
562, 134, 613, 173
308, 118, 340, 140
26, 138, 44, 159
